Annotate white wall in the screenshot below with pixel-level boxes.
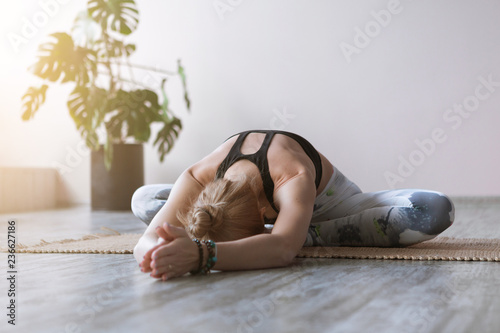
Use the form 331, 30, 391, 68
1, 0, 499, 205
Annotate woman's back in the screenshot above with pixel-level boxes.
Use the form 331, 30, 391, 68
189, 131, 334, 199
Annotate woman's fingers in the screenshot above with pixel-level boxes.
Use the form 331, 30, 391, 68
162, 222, 189, 239
142, 225, 176, 271
141, 224, 173, 265
155, 225, 173, 242
141, 225, 192, 280
151, 241, 177, 260
140, 239, 167, 272
161, 268, 177, 281
148, 242, 180, 274
151, 255, 178, 279
143, 241, 162, 260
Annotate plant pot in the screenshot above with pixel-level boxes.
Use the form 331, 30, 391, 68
91, 143, 144, 211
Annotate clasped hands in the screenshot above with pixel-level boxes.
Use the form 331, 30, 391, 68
138, 223, 199, 281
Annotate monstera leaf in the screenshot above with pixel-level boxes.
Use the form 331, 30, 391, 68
155, 79, 183, 161
88, 0, 139, 35
95, 37, 135, 59
106, 86, 183, 162
21, 85, 48, 121
105, 88, 179, 167
67, 85, 108, 149
106, 89, 163, 143
154, 116, 182, 162
30, 32, 97, 85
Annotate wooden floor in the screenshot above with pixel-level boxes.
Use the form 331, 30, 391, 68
1, 197, 499, 333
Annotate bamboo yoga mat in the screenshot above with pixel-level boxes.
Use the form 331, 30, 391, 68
2, 227, 500, 261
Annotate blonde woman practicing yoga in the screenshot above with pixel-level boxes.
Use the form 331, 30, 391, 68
133, 130, 455, 280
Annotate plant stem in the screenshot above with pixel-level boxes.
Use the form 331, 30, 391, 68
102, 61, 178, 76
97, 71, 152, 89
101, 32, 116, 93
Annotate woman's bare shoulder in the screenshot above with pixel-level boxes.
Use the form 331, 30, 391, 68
187, 136, 238, 185
268, 134, 334, 193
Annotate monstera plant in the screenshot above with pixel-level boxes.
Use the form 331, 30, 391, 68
21, 0, 190, 169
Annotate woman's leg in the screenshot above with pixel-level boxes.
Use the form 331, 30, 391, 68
131, 184, 174, 225
305, 189, 455, 247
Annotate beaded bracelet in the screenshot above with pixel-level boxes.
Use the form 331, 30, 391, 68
190, 238, 204, 275
201, 240, 217, 274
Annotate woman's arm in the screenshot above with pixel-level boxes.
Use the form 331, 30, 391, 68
133, 168, 204, 263
214, 233, 302, 270
214, 173, 316, 270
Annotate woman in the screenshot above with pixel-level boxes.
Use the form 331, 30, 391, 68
134, 130, 455, 280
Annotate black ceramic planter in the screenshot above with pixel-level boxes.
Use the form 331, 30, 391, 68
91, 144, 144, 211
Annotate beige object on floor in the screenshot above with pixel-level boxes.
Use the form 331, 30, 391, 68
4, 227, 140, 254
2, 227, 499, 261
0, 167, 61, 213
298, 237, 500, 261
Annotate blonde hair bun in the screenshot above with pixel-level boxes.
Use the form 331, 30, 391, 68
178, 177, 265, 242
189, 204, 224, 238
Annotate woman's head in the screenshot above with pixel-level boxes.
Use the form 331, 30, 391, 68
178, 177, 265, 242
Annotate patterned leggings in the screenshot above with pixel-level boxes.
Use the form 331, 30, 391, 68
131, 167, 455, 248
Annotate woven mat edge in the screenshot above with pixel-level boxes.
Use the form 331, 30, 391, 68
295, 252, 500, 262
2, 232, 500, 261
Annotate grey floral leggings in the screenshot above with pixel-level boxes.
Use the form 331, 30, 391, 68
131, 166, 455, 247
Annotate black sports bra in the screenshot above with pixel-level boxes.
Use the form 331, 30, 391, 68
215, 130, 323, 214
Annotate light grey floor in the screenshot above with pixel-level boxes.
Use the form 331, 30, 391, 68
0, 197, 499, 333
